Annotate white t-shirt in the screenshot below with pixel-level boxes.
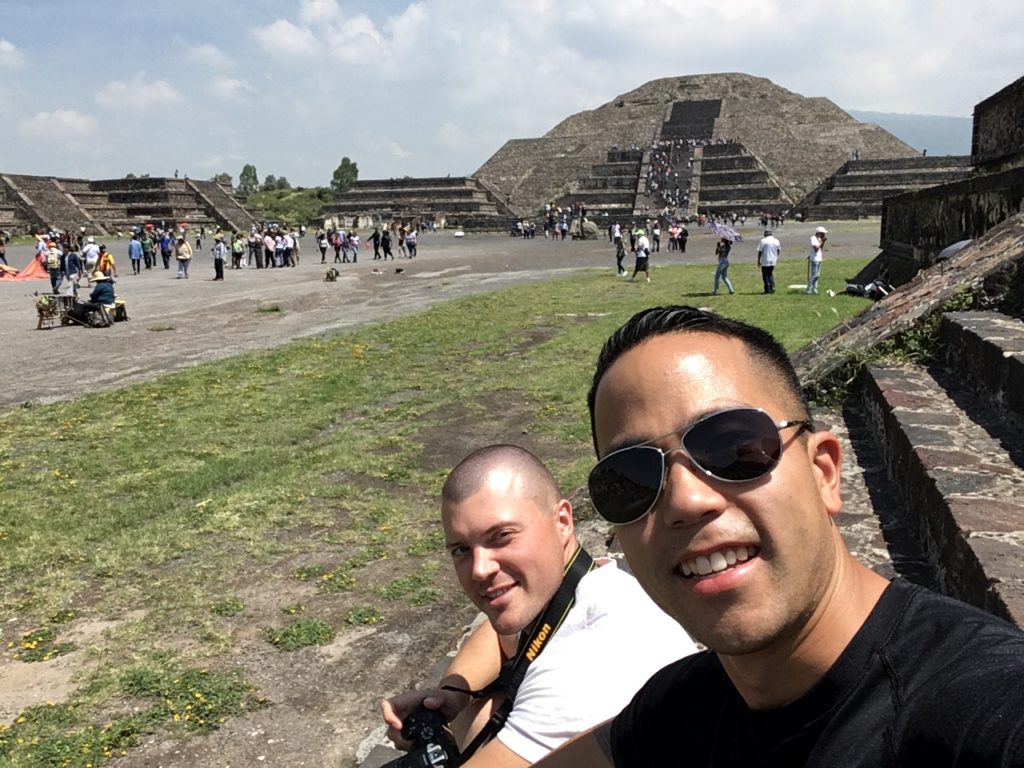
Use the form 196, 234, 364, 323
635, 235, 651, 254
809, 235, 824, 263
497, 561, 697, 763
81, 242, 100, 267
758, 235, 781, 266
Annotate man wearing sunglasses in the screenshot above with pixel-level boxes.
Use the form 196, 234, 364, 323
381, 444, 694, 767
534, 306, 1024, 767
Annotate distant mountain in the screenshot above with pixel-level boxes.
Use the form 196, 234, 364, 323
847, 110, 973, 156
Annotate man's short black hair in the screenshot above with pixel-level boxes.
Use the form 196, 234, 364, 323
586, 306, 810, 456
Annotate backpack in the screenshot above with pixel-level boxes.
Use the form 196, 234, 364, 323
45, 249, 61, 270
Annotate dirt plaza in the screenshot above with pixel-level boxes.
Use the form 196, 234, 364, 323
0, 222, 878, 410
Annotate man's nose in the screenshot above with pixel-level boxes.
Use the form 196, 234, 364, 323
655, 450, 729, 526
471, 549, 499, 580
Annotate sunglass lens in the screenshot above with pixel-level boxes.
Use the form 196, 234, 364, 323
685, 410, 781, 481
589, 446, 664, 524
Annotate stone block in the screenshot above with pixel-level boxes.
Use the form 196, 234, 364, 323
948, 497, 1024, 534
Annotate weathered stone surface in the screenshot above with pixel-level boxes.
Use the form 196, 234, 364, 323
950, 497, 1024, 534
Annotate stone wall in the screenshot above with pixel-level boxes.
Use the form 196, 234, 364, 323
972, 75, 1024, 167
879, 166, 1024, 282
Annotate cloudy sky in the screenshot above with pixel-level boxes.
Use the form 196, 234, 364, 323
1, 0, 1020, 188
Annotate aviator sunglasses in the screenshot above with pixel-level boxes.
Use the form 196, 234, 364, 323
588, 408, 813, 525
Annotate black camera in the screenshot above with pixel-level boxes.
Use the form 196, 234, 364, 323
382, 705, 461, 768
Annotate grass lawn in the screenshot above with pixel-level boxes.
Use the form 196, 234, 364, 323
0, 257, 870, 765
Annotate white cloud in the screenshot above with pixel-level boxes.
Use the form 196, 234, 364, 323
95, 73, 184, 110
20, 110, 97, 141
210, 76, 254, 99
186, 43, 233, 70
250, 18, 320, 61
252, 0, 391, 66
0, 37, 24, 68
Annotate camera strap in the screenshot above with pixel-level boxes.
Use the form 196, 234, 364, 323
446, 544, 594, 762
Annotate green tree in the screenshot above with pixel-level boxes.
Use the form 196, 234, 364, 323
261, 174, 278, 192
275, 176, 291, 191
330, 157, 359, 194
238, 164, 259, 196
211, 172, 233, 186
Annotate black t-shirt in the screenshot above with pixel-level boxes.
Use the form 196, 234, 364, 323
610, 579, 1024, 767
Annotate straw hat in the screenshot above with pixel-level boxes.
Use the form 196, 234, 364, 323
90, 271, 110, 281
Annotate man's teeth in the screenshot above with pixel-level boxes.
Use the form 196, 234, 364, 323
680, 546, 754, 577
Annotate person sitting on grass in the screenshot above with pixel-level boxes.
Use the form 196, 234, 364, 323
382, 444, 696, 767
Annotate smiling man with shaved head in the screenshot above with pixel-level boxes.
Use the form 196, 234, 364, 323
534, 305, 1024, 767
382, 444, 694, 767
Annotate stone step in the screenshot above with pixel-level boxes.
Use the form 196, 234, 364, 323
859, 361, 1024, 625
815, 403, 901, 581
940, 311, 1024, 432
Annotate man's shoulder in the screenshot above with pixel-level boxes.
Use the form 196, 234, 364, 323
886, 582, 1024, 761
888, 579, 1024, 670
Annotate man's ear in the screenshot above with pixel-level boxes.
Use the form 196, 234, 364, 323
808, 430, 843, 518
555, 498, 574, 542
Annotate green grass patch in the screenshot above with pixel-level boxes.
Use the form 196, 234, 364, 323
345, 606, 384, 626
209, 597, 245, 617
380, 574, 442, 606
0, 254, 870, 760
266, 618, 335, 651
0, 659, 263, 767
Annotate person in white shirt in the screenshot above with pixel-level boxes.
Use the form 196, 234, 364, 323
756, 229, 781, 294
382, 445, 696, 766
630, 229, 652, 283
806, 226, 827, 295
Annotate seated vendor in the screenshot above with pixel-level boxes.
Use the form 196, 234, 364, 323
69, 271, 116, 325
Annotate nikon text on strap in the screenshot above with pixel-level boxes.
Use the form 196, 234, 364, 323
445, 544, 594, 762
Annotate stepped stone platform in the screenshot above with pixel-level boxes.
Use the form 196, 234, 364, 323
322, 176, 519, 232
797, 155, 973, 221
860, 348, 1024, 625
869, 75, 1024, 285
0, 174, 259, 235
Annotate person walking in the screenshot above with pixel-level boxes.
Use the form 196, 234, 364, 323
175, 236, 193, 279
629, 229, 651, 283
128, 234, 143, 275
369, 227, 382, 260
713, 236, 735, 295
756, 229, 781, 294
612, 222, 626, 276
